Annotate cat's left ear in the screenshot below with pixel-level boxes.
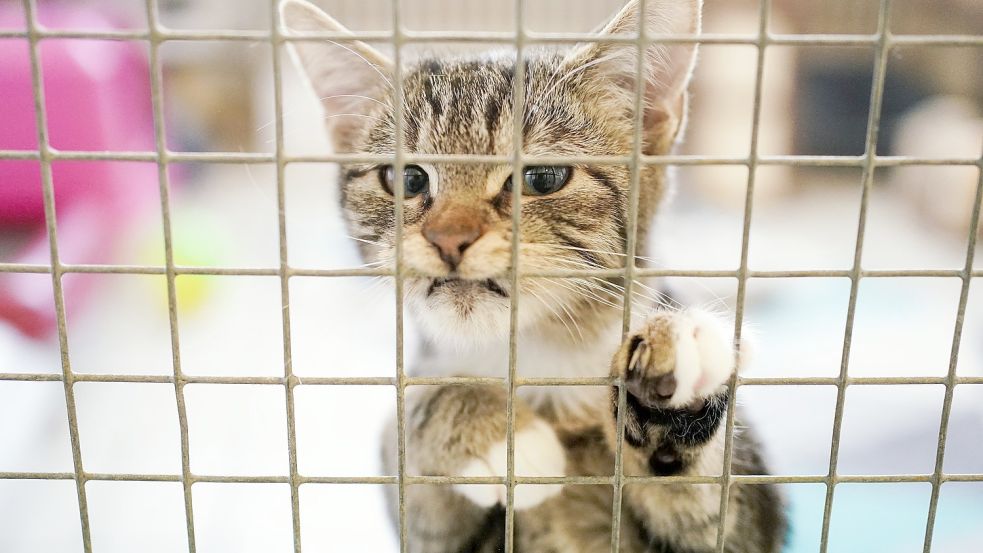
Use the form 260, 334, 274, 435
279, 0, 394, 151
563, 0, 702, 152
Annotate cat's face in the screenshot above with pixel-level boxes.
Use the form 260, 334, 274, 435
283, 0, 702, 346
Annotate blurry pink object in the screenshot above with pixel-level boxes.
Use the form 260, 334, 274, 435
0, 3, 159, 338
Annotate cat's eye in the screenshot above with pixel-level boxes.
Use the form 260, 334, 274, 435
505, 166, 572, 196
380, 164, 429, 198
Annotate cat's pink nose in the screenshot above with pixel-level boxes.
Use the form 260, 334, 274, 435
422, 212, 485, 270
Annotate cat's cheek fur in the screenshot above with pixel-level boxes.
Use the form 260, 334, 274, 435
454, 419, 567, 510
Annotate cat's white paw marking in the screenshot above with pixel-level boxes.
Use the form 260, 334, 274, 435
629, 309, 738, 409
454, 419, 566, 510
671, 309, 736, 406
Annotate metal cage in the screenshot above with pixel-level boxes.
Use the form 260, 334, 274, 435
0, 0, 981, 552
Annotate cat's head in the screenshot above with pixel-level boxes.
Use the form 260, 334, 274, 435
282, 0, 702, 347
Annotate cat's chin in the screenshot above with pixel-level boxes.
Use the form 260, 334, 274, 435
426, 277, 509, 299
408, 277, 547, 349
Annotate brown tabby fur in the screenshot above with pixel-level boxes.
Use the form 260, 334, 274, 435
282, 0, 786, 551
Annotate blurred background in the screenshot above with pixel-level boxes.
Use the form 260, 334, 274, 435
0, 0, 981, 552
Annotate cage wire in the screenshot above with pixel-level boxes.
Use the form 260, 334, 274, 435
0, 0, 982, 552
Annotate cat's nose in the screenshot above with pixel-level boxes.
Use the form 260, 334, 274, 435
422, 212, 485, 270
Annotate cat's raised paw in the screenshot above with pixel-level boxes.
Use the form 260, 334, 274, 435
619, 309, 737, 410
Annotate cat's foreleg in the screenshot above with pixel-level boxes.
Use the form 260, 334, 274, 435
605, 309, 785, 553
381, 384, 567, 553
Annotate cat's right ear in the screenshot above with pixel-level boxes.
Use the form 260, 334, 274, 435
280, 0, 393, 151
561, 0, 702, 153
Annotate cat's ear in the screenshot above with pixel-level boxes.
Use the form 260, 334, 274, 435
563, 0, 702, 152
280, 0, 393, 151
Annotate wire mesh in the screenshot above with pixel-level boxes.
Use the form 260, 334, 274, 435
142, 0, 197, 550
816, 2, 895, 551
2, 0, 982, 552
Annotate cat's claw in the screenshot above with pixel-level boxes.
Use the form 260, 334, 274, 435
454, 419, 566, 510
622, 309, 738, 410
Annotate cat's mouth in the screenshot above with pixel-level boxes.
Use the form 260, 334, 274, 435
426, 277, 509, 298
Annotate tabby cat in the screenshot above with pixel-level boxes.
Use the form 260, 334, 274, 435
281, 0, 786, 551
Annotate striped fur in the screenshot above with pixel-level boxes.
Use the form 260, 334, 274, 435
283, 0, 786, 550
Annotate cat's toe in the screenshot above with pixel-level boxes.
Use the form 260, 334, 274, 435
621, 309, 736, 410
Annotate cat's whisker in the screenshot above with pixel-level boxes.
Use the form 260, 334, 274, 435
535, 282, 588, 343
666, 278, 732, 313
694, 297, 733, 318
590, 277, 668, 311
524, 248, 723, 315
323, 39, 394, 91
524, 261, 657, 308
347, 235, 388, 248
571, 277, 657, 315
523, 254, 658, 308
526, 278, 589, 338
542, 277, 613, 307
519, 243, 656, 269
341, 275, 389, 309
254, 94, 392, 134
520, 254, 672, 315
548, 277, 640, 316
267, 113, 390, 145
524, 281, 582, 344
362, 281, 392, 308
602, 277, 678, 311
520, 250, 610, 268
323, 112, 389, 124
237, 145, 273, 203
629, 277, 672, 300
530, 242, 665, 265
348, 258, 392, 269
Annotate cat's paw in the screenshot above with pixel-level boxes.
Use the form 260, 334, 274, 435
454, 419, 566, 510
619, 309, 737, 410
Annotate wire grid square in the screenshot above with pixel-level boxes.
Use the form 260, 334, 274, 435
0, 0, 981, 552
74, 382, 183, 475
86, 480, 189, 552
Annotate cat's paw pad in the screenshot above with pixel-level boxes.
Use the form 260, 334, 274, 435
454, 419, 566, 510
622, 309, 736, 410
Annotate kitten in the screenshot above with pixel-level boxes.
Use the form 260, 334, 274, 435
281, 0, 786, 551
